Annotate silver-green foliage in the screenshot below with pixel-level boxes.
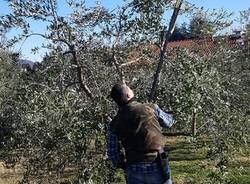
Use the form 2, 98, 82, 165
0, 0, 249, 183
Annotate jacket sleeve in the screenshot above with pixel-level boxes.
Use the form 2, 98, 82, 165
154, 104, 176, 128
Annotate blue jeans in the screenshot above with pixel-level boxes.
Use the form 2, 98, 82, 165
126, 166, 172, 184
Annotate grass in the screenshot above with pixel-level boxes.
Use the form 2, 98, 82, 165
167, 136, 250, 184
0, 136, 249, 184
0, 163, 22, 184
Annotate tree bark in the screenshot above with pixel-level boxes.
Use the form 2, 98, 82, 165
192, 109, 197, 137
112, 54, 125, 83
149, 0, 183, 102
71, 47, 93, 99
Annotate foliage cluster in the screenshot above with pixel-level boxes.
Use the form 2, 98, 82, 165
0, 0, 249, 183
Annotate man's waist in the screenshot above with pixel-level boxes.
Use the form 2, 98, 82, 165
126, 150, 159, 164
126, 160, 161, 173
126, 155, 170, 174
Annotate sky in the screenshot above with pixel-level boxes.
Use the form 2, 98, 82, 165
0, 0, 249, 62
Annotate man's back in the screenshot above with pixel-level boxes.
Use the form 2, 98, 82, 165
110, 101, 166, 164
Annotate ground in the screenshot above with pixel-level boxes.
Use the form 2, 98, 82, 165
0, 136, 249, 184
167, 136, 250, 184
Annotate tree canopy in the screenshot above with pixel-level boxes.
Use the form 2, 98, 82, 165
0, 1, 249, 183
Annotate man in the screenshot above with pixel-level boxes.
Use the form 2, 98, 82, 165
107, 83, 176, 184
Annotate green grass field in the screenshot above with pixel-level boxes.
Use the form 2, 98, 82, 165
0, 136, 249, 184
167, 136, 250, 184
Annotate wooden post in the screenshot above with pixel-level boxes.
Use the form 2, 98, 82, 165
192, 109, 197, 137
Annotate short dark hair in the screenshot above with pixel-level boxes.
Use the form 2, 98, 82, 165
110, 82, 127, 106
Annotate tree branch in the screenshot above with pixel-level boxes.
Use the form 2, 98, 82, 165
149, 0, 183, 102
27, 33, 72, 48
63, 48, 93, 99
111, 8, 127, 84
119, 56, 144, 67
70, 47, 93, 99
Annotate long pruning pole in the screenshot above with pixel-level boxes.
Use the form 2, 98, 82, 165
149, 0, 183, 102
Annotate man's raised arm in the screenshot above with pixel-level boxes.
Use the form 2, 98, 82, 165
154, 104, 176, 128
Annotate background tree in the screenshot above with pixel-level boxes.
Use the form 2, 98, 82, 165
0, 50, 22, 153
189, 8, 232, 38
240, 7, 250, 55
189, 14, 214, 38
169, 23, 190, 41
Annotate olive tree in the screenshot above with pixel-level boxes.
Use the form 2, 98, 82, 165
0, 0, 249, 183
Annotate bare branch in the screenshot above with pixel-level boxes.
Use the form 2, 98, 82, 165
70, 47, 93, 99
27, 33, 72, 48
108, 6, 132, 84
119, 56, 144, 67
64, 81, 81, 91
112, 53, 125, 83
149, 0, 183, 102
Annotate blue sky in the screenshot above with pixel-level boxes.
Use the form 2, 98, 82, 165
0, 0, 249, 61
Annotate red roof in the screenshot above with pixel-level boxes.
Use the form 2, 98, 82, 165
167, 37, 240, 54
121, 37, 242, 67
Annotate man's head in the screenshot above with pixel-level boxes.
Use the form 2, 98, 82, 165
110, 83, 134, 106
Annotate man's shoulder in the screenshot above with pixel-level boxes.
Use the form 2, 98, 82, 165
145, 103, 157, 110
129, 101, 156, 109
129, 101, 157, 115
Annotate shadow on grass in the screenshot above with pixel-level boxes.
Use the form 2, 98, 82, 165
165, 137, 208, 162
